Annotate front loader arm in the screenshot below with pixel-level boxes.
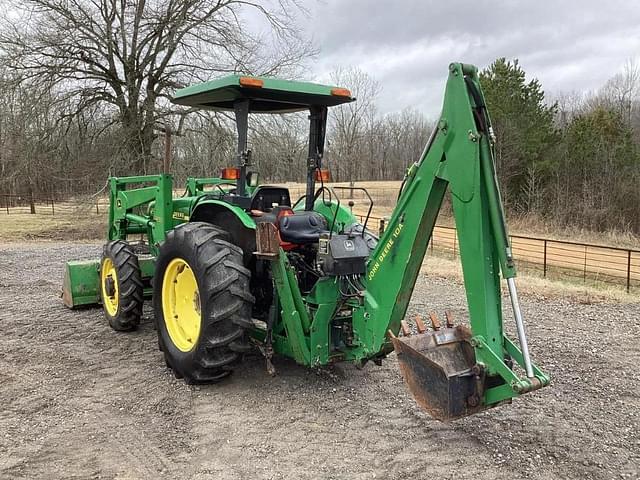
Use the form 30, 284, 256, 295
361, 63, 549, 419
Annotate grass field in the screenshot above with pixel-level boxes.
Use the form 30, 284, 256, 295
0, 209, 106, 241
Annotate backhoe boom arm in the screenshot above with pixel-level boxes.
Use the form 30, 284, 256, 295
361, 63, 549, 417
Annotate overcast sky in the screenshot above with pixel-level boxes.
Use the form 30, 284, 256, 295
294, 0, 640, 116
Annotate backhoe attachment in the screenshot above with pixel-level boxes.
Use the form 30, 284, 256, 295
364, 62, 550, 421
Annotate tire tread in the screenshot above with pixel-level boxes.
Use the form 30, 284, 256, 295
101, 240, 143, 332
153, 222, 253, 383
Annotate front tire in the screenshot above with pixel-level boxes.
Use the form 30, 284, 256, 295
100, 240, 144, 331
153, 222, 254, 383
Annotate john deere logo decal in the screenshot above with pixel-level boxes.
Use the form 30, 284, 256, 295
367, 222, 404, 281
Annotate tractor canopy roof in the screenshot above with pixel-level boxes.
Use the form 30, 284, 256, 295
172, 75, 355, 113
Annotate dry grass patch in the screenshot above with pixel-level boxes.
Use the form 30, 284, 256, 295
0, 211, 106, 241
421, 252, 639, 304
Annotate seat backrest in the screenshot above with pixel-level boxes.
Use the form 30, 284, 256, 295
250, 186, 291, 212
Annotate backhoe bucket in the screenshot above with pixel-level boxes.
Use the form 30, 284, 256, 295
391, 323, 490, 421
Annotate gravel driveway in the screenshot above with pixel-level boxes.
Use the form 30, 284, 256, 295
0, 241, 638, 480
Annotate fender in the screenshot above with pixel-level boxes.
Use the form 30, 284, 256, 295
191, 199, 256, 229
190, 199, 257, 264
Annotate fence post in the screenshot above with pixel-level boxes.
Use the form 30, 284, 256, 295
379, 218, 386, 236
51, 198, 55, 216
627, 250, 632, 294
96, 200, 100, 215
583, 245, 587, 283
543, 240, 547, 277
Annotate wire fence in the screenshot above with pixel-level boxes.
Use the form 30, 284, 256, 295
362, 214, 639, 294
2, 188, 638, 293
0, 194, 108, 215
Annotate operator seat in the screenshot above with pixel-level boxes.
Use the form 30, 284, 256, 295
250, 186, 328, 244
278, 211, 328, 244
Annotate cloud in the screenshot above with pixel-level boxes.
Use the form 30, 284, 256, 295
301, 0, 640, 116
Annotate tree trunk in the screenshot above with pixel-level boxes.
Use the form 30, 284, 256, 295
120, 111, 155, 175
28, 183, 35, 214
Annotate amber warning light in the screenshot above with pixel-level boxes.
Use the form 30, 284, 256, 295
315, 169, 331, 182
331, 87, 351, 97
239, 77, 264, 88
221, 167, 241, 180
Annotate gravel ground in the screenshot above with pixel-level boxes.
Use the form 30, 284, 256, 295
0, 241, 638, 480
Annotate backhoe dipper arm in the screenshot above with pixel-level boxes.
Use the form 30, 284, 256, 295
360, 63, 549, 412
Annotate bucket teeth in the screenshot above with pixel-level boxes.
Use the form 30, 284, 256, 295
445, 310, 454, 328
414, 314, 427, 334
429, 312, 441, 331
400, 320, 411, 337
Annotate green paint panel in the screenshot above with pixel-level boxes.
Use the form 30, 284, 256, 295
270, 250, 311, 364
62, 260, 100, 308
172, 75, 355, 112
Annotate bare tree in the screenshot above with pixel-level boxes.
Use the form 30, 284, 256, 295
0, 0, 313, 173
249, 113, 308, 182
551, 90, 585, 127
600, 58, 640, 126
327, 66, 380, 181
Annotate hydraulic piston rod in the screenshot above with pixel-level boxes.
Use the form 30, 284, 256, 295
506, 277, 534, 378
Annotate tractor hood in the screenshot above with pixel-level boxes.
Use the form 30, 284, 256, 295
172, 75, 355, 113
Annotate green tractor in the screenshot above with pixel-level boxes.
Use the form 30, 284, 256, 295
63, 63, 549, 421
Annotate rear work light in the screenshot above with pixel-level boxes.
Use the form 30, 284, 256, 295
315, 169, 331, 182
239, 76, 264, 88
221, 167, 241, 180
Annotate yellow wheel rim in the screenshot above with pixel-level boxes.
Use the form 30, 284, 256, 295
100, 257, 119, 316
162, 258, 202, 352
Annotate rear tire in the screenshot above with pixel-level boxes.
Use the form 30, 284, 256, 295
100, 240, 144, 331
153, 222, 254, 383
